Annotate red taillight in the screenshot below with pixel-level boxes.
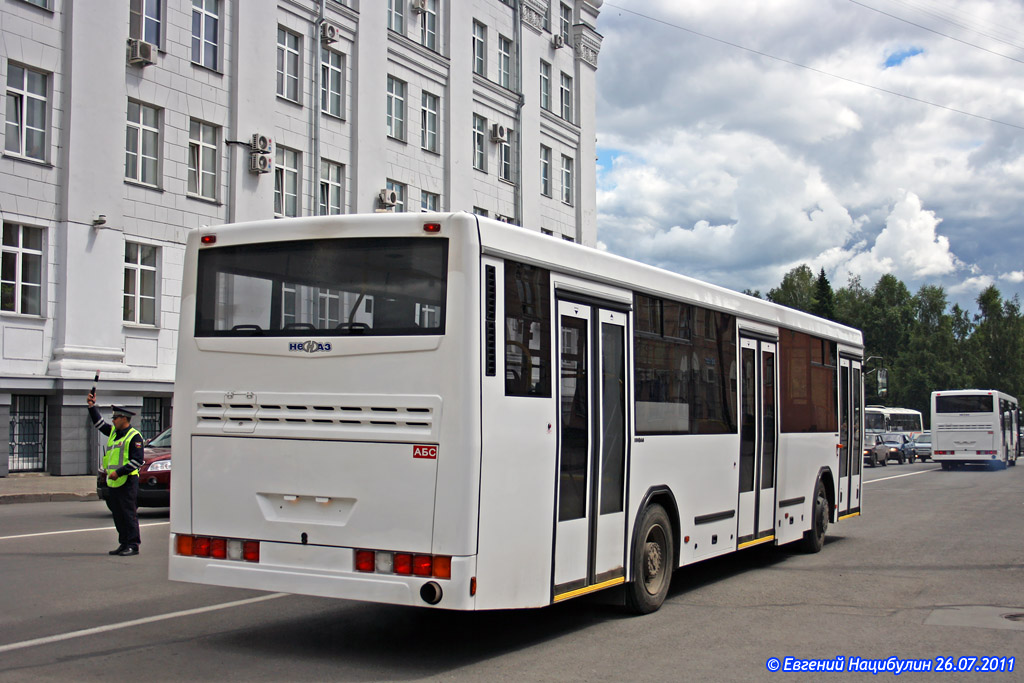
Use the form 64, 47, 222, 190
423, 222, 441, 233
355, 550, 375, 572
210, 538, 227, 559
394, 553, 413, 575
413, 555, 432, 576
432, 556, 452, 579
242, 540, 260, 563
200, 234, 216, 244
193, 536, 211, 557
176, 534, 194, 556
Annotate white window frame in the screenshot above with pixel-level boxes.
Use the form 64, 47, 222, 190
319, 160, 344, 215
131, 0, 162, 46
472, 114, 486, 172
540, 145, 551, 197
277, 28, 301, 102
421, 191, 439, 212
421, 0, 438, 51
561, 154, 574, 205
560, 72, 573, 122
191, 0, 219, 70
540, 60, 551, 112
1, 222, 43, 316
387, 0, 404, 34
4, 64, 48, 162
560, 3, 572, 44
386, 179, 406, 212
321, 48, 345, 118
123, 241, 158, 326
125, 100, 161, 187
187, 118, 218, 200
498, 36, 512, 89
274, 146, 300, 217
472, 21, 486, 77
499, 137, 512, 182
386, 76, 406, 140
421, 91, 439, 152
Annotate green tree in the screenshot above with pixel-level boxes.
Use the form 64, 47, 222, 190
811, 268, 835, 321
767, 264, 815, 313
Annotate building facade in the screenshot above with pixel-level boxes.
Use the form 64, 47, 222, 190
1, 0, 603, 476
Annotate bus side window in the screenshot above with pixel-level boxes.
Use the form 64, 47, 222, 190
504, 261, 551, 398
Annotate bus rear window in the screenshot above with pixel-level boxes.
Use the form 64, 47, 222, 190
935, 395, 993, 413
195, 237, 448, 337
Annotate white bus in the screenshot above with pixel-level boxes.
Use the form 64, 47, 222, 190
168, 213, 864, 614
931, 390, 1019, 470
864, 406, 923, 436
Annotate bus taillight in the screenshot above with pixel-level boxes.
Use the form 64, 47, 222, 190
355, 550, 375, 572
174, 534, 259, 563
354, 549, 452, 579
423, 222, 441, 233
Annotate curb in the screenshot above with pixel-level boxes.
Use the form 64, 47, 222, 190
0, 492, 99, 505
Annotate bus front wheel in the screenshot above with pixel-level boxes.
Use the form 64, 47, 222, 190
625, 503, 673, 615
800, 481, 828, 554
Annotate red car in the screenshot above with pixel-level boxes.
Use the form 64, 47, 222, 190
97, 427, 171, 507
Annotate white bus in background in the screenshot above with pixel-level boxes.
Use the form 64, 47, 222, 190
931, 390, 1019, 470
168, 213, 864, 614
864, 406, 924, 436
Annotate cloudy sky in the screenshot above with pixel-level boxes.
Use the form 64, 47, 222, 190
593, 0, 1024, 309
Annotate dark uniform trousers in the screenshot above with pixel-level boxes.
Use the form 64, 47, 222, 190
106, 475, 141, 547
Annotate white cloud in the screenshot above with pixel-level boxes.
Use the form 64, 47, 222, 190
949, 275, 994, 295
1000, 271, 1024, 283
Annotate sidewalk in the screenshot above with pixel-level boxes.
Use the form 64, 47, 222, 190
0, 473, 99, 504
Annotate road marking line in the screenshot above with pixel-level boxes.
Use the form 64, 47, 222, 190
864, 467, 940, 484
0, 593, 288, 654
0, 521, 169, 541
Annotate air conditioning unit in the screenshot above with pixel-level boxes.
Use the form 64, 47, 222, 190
250, 133, 273, 154
127, 38, 156, 66
411, 0, 427, 13
320, 21, 340, 44
490, 123, 507, 143
551, 34, 565, 49
379, 188, 398, 207
249, 152, 273, 174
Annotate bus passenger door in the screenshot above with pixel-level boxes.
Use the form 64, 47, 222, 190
838, 358, 862, 517
737, 336, 778, 548
553, 301, 629, 600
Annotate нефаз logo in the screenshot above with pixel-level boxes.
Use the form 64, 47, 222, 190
289, 340, 333, 353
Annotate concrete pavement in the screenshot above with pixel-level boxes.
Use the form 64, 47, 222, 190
0, 473, 98, 504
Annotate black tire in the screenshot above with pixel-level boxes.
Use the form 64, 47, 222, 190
881, 456, 888, 466
940, 462, 951, 471
625, 503, 674, 614
1009, 457, 1017, 467
800, 481, 829, 554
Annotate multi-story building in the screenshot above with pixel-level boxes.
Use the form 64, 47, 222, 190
1, 0, 603, 476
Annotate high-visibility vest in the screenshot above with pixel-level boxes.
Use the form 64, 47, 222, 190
104, 427, 141, 488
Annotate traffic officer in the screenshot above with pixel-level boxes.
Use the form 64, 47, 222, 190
87, 393, 144, 556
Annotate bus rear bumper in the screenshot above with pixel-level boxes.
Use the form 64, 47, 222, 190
169, 538, 477, 610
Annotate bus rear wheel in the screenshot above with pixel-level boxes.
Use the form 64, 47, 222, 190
800, 481, 828, 554
625, 503, 673, 615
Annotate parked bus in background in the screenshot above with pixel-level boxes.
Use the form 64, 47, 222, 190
931, 390, 1019, 470
168, 213, 865, 614
865, 406, 924, 436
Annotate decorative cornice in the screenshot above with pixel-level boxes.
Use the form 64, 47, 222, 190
522, 4, 545, 32
573, 27, 603, 68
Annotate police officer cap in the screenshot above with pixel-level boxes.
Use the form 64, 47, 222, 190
111, 406, 136, 418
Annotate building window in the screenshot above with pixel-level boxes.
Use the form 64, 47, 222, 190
386, 76, 406, 140
124, 241, 158, 326
188, 119, 218, 200
473, 207, 488, 217
274, 146, 299, 217
561, 154, 573, 205
277, 28, 300, 102
387, 0, 404, 33
421, 191, 439, 212
560, 72, 573, 122
125, 100, 160, 187
499, 137, 512, 182
191, 0, 219, 69
321, 49, 344, 118
4, 64, 48, 162
540, 60, 551, 111
421, 0, 438, 51
472, 114, 486, 171
498, 36, 512, 89
22, 0, 50, 8
472, 21, 486, 76
319, 160, 344, 215
421, 91, 439, 152
540, 145, 551, 197
9, 395, 46, 473
130, 0, 162, 45
1, 223, 43, 316
140, 397, 167, 440
560, 3, 572, 44
386, 179, 406, 212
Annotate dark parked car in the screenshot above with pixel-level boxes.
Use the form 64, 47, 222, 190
865, 433, 909, 467
906, 432, 931, 463
97, 428, 171, 507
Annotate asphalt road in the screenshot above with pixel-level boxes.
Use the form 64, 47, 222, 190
1, 460, 1021, 682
